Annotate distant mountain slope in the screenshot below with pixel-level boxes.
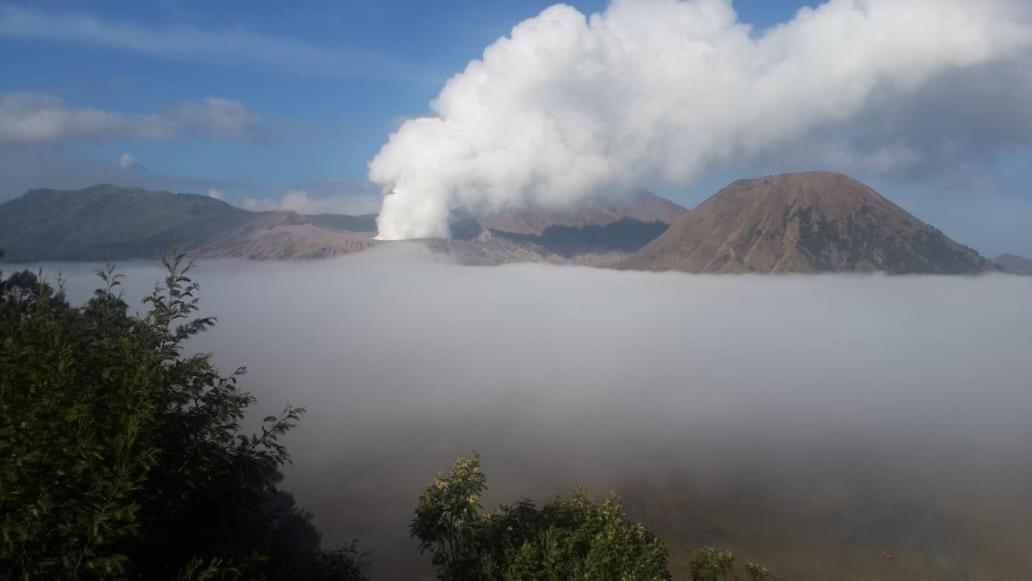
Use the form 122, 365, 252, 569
197, 220, 377, 260
2, 179, 999, 273
424, 228, 635, 267
0, 184, 256, 261
307, 213, 378, 233
0, 185, 377, 262
621, 172, 994, 274
428, 191, 688, 265
481, 191, 686, 236
423, 230, 560, 266
994, 254, 1032, 275
492, 218, 672, 256
0, 184, 684, 263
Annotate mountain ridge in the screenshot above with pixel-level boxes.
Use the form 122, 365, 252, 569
0, 184, 379, 261
994, 253, 1032, 275
0, 176, 1003, 274
480, 191, 686, 236
0, 184, 682, 263
620, 172, 995, 274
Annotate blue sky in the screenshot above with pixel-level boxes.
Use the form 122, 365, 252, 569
0, 1, 815, 189
1, 0, 1030, 255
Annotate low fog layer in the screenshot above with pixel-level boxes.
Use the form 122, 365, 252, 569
38, 246, 1032, 579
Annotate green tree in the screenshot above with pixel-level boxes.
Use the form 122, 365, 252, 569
0, 257, 366, 580
688, 547, 775, 581
413, 453, 671, 580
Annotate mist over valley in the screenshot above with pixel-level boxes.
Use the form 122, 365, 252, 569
40, 247, 1032, 579
5, 1, 1032, 579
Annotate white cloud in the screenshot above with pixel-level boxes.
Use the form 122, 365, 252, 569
0, 5, 429, 82
369, 0, 1032, 239
243, 190, 380, 216
119, 152, 143, 170
173, 98, 263, 141
0, 93, 263, 143
0, 93, 170, 143
207, 188, 225, 201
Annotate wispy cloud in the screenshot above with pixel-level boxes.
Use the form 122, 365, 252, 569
243, 189, 381, 216
0, 5, 433, 82
171, 98, 263, 141
0, 93, 265, 143
119, 152, 144, 171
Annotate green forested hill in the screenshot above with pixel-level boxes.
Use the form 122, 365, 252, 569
0, 185, 378, 262
0, 184, 256, 261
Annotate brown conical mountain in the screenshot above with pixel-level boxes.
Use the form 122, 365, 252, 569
621, 172, 994, 274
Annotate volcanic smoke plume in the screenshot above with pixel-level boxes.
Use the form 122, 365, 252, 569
369, 0, 1032, 240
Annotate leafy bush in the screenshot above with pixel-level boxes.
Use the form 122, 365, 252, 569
413, 454, 779, 581
0, 257, 366, 580
688, 547, 776, 581
412, 453, 670, 580
0, 254, 778, 581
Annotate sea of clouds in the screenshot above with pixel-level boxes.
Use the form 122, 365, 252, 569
34, 245, 1032, 578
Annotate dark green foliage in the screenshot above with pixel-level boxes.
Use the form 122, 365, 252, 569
412, 455, 488, 578
688, 547, 776, 581
689, 547, 735, 581
412, 454, 671, 580
0, 256, 366, 580
0, 266, 160, 577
